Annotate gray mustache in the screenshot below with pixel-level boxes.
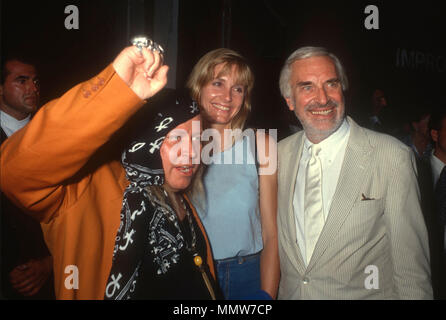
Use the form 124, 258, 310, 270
305, 99, 338, 111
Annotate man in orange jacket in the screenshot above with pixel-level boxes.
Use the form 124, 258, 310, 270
0, 44, 209, 299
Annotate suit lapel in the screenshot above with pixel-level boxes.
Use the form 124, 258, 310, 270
306, 117, 373, 271
280, 132, 306, 273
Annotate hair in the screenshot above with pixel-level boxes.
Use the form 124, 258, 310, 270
186, 49, 254, 216
279, 46, 349, 99
145, 185, 170, 209
145, 175, 200, 216
408, 106, 431, 123
186, 164, 207, 214
1, 54, 38, 84
186, 48, 254, 131
428, 107, 446, 132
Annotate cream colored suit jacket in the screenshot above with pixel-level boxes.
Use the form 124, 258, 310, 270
277, 117, 432, 299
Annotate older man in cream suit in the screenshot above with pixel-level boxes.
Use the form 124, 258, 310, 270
277, 46, 432, 299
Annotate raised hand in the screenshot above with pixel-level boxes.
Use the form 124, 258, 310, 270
112, 46, 169, 100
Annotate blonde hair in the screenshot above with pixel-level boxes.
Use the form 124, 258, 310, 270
186, 48, 254, 131
146, 178, 202, 215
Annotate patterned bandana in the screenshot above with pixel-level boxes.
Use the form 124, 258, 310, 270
105, 91, 200, 299
121, 93, 200, 187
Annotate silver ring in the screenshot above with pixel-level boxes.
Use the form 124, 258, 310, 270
153, 43, 164, 55
131, 36, 164, 55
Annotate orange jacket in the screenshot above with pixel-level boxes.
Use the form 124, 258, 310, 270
0, 65, 214, 299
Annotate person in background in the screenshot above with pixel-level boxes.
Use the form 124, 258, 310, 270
429, 108, 446, 194
0, 55, 54, 299
188, 48, 279, 299
426, 107, 446, 299
429, 108, 446, 249
367, 89, 387, 130
401, 106, 445, 299
401, 108, 432, 162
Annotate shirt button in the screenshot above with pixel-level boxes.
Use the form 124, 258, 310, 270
303, 277, 310, 284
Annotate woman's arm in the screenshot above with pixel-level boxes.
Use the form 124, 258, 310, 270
257, 131, 280, 299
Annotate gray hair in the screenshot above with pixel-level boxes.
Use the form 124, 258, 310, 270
279, 46, 349, 99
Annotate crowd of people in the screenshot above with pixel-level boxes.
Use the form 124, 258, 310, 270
0, 40, 444, 300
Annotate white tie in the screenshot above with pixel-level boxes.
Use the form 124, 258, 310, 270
304, 144, 325, 265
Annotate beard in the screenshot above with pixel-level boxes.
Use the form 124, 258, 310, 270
299, 98, 345, 143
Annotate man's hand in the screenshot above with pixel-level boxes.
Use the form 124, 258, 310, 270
9, 256, 53, 297
112, 46, 169, 100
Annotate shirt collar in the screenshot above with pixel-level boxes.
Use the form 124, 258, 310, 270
0, 110, 30, 137
369, 115, 381, 125
304, 118, 350, 158
431, 151, 446, 175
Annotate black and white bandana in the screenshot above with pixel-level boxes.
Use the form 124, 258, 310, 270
104, 91, 199, 300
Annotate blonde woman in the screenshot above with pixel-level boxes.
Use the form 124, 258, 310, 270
188, 49, 279, 299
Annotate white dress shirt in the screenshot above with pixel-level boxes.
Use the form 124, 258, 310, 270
0, 110, 30, 137
293, 118, 351, 266
430, 150, 445, 187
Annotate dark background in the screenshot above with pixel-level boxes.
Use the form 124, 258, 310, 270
2, 0, 445, 140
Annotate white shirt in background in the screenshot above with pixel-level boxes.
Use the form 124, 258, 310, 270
0, 110, 30, 137
430, 151, 445, 188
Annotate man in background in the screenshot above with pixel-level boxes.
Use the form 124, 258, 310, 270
427, 107, 446, 299
430, 108, 446, 247
429, 108, 446, 197
1, 55, 54, 299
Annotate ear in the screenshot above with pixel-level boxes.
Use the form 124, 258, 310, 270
285, 97, 295, 111
431, 129, 438, 143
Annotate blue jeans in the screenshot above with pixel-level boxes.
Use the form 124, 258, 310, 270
215, 252, 261, 300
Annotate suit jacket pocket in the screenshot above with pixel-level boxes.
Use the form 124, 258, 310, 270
354, 198, 384, 213
345, 198, 385, 237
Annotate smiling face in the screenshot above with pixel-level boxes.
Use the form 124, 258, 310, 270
160, 115, 201, 193
285, 56, 345, 143
199, 63, 245, 129
0, 60, 40, 120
